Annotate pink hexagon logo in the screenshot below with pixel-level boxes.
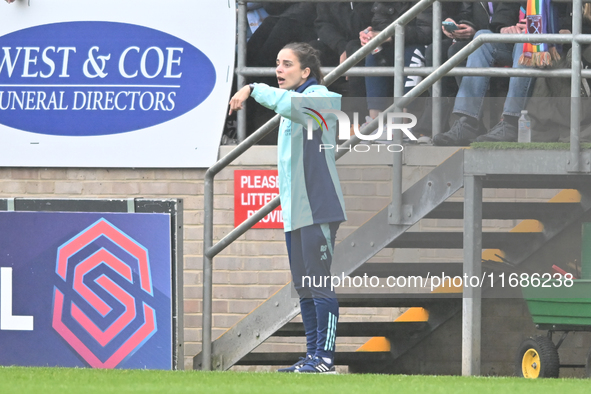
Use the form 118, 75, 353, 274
52, 218, 157, 368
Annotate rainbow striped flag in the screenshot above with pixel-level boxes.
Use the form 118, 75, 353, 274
519, 0, 560, 67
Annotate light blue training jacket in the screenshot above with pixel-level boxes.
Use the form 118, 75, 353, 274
251, 79, 347, 232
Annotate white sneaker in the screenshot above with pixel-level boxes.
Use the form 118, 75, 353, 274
417, 135, 432, 145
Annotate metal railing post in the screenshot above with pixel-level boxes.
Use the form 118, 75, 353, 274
202, 2, 250, 368
237, 1, 248, 142
570, 0, 583, 172
389, 23, 406, 225
462, 175, 483, 376
432, 1, 442, 136
202, 171, 214, 371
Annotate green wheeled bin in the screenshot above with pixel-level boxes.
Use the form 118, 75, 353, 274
516, 223, 591, 378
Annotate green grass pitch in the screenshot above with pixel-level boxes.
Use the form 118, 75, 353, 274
1, 367, 591, 394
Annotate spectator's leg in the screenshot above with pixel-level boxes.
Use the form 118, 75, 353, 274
426, 38, 456, 97
415, 42, 450, 138
477, 44, 535, 142
365, 45, 394, 119
345, 41, 367, 100
446, 39, 470, 95
433, 30, 513, 146
365, 45, 423, 120
452, 30, 512, 120
503, 43, 535, 118
404, 45, 426, 94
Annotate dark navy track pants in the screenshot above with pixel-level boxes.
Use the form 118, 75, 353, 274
285, 222, 339, 360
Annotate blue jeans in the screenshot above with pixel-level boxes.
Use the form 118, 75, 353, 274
453, 30, 535, 119
365, 45, 426, 111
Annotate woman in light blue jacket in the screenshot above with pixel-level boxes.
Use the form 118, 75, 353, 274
229, 42, 346, 374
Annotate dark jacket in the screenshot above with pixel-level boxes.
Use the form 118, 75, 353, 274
370, 2, 433, 45
488, 2, 522, 33
488, 2, 591, 34
315, 2, 374, 56
456, 2, 497, 32
556, 3, 591, 34
262, 2, 293, 16
260, 2, 317, 25
276, 2, 316, 25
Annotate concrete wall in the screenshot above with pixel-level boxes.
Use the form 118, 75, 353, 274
2, 145, 585, 374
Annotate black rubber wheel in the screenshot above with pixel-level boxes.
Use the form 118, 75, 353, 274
515, 336, 560, 378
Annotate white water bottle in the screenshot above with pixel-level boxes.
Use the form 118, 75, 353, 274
518, 110, 531, 143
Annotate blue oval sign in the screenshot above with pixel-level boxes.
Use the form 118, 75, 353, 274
0, 22, 216, 136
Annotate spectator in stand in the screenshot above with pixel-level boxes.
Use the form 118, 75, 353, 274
247, 3, 317, 70
361, 2, 433, 127
427, 2, 497, 97
246, 3, 269, 41
414, 2, 498, 138
526, 3, 591, 142
310, 2, 373, 98
433, 2, 528, 145
245, 3, 318, 143
433, 2, 580, 145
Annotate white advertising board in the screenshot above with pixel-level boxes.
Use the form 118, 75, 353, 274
0, 0, 235, 167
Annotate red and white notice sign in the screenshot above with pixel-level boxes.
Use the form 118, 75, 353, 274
234, 170, 283, 229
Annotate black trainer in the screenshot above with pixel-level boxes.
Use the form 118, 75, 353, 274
277, 355, 312, 373
432, 116, 481, 146
475, 119, 518, 142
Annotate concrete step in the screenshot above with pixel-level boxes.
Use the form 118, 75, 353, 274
274, 321, 429, 337
481, 174, 591, 189
386, 231, 543, 249
350, 260, 518, 278
337, 293, 461, 308
351, 262, 463, 278
425, 201, 582, 220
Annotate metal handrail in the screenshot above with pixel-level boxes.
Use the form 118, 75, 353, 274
202, 0, 588, 370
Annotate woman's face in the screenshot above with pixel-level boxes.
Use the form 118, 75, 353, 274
276, 49, 310, 90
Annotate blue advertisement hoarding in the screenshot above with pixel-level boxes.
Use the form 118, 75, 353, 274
0, 211, 172, 369
0, 0, 235, 168
0, 21, 216, 137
